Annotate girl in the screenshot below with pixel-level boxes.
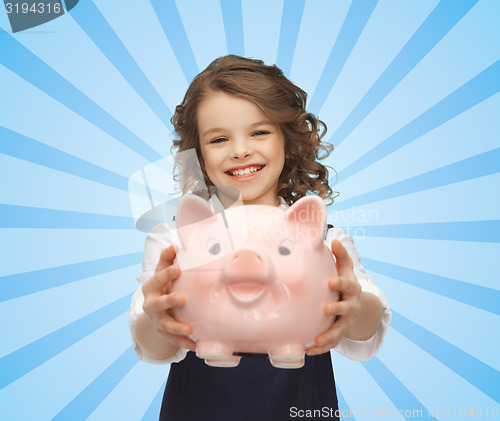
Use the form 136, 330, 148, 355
129, 55, 391, 420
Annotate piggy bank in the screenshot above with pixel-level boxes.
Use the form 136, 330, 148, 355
171, 194, 338, 368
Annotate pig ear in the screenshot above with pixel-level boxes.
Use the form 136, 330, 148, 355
176, 194, 214, 228
284, 195, 327, 248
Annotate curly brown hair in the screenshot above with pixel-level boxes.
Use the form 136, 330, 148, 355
170, 55, 338, 206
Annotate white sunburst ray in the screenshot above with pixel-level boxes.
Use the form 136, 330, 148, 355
312, 0, 439, 147
175, 0, 228, 70
326, 203, 500, 373
0, 56, 160, 178
358, 228, 500, 292
374, 323, 498, 416
2, 8, 171, 160
326, 129, 499, 293
0, 224, 143, 276
370, 262, 500, 372
0, 138, 144, 275
91, 0, 190, 115
0, 227, 141, 361
305, 0, 378, 123
85, 360, 169, 421
319, 1, 496, 185
0, 185, 141, 297
1, 18, 166, 414
328, 91, 500, 206
288, 0, 348, 98
337, 172, 500, 229
340, 168, 500, 292
328, 210, 496, 410
0, 311, 133, 421
274, 0, 305, 77
58, 10, 175, 157
0, 152, 133, 217
331, 352, 399, 419
0, 80, 152, 184
63, 0, 174, 130
0, 3, 13, 29
52, 344, 138, 421
329, 2, 500, 182
0, 262, 139, 359
326, 90, 498, 204
141, 381, 168, 421
329, 178, 500, 393
240, 0, 283, 66
216, 0, 244, 57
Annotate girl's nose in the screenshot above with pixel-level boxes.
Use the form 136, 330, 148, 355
230, 138, 252, 159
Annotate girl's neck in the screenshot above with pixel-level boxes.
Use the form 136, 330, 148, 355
213, 186, 280, 208
242, 196, 280, 207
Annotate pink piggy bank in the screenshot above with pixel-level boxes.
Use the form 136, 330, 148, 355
171, 194, 338, 368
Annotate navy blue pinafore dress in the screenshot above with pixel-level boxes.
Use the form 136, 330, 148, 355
159, 225, 339, 421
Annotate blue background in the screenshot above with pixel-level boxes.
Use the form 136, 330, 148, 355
0, 0, 499, 420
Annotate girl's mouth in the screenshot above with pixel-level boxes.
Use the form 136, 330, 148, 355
225, 165, 265, 179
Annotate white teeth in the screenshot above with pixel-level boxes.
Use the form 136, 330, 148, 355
229, 166, 262, 176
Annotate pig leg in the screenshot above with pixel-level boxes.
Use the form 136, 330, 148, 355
270, 359, 305, 369
196, 339, 234, 360
269, 344, 305, 369
205, 356, 241, 368
197, 340, 241, 367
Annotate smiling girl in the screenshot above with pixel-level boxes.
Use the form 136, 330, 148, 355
129, 55, 391, 420
197, 92, 285, 207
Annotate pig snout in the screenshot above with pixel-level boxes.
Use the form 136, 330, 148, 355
225, 249, 269, 279
223, 249, 271, 304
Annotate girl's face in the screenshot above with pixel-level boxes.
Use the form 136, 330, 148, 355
198, 92, 285, 206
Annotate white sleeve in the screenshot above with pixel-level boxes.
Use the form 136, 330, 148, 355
128, 222, 189, 365
326, 227, 392, 361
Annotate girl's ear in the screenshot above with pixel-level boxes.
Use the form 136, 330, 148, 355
176, 194, 214, 228
284, 195, 327, 249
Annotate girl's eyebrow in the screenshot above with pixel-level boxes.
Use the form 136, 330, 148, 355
249, 120, 273, 128
202, 120, 274, 138
202, 127, 225, 137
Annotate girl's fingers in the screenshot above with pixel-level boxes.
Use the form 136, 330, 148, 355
331, 240, 354, 276
318, 318, 348, 345
158, 332, 196, 352
159, 292, 185, 309
158, 317, 192, 337
329, 276, 361, 296
305, 346, 330, 356
307, 318, 349, 355
155, 245, 178, 274
143, 264, 181, 295
147, 292, 185, 312
325, 299, 359, 316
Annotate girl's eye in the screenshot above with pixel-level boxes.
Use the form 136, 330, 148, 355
252, 130, 269, 137
210, 137, 228, 144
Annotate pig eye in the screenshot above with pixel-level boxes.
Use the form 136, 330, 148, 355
207, 238, 221, 255
278, 239, 294, 256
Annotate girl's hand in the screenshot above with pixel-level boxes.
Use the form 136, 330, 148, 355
306, 239, 362, 356
141, 245, 196, 351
